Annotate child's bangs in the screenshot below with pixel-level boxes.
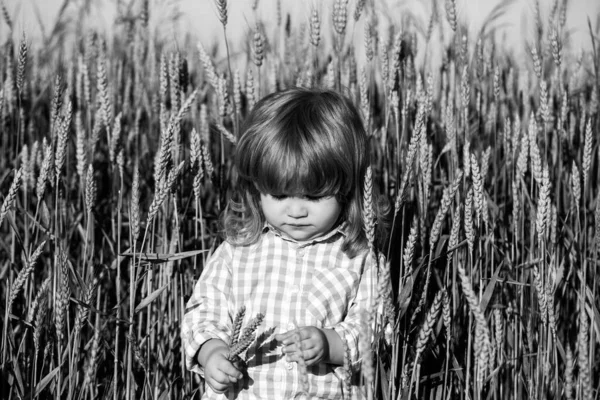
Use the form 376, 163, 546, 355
253, 143, 348, 198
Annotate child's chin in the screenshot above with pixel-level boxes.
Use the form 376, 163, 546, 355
287, 231, 320, 241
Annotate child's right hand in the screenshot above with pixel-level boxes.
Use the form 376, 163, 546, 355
198, 339, 243, 394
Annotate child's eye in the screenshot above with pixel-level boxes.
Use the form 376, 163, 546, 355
305, 195, 324, 201
271, 194, 288, 200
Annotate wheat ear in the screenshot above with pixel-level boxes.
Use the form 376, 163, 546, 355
429, 171, 462, 248
16, 33, 27, 95
445, 0, 457, 31
85, 164, 96, 215
342, 337, 353, 399
229, 305, 246, 347
227, 313, 264, 359
293, 330, 310, 394
7, 240, 45, 312
565, 345, 574, 400
74, 277, 98, 335
415, 290, 443, 362
577, 305, 592, 399
55, 251, 71, 343
252, 24, 264, 68
310, 8, 321, 48
0, 167, 23, 227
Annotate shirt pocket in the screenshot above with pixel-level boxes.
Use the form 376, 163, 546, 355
306, 265, 359, 326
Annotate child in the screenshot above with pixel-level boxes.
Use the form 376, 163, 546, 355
182, 87, 388, 399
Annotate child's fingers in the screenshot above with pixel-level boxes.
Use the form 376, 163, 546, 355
277, 327, 314, 343
275, 329, 298, 344
207, 367, 242, 393
281, 341, 297, 355
220, 363, 243, 380
206, 374, 231, 393
285, 348, 319, 366
300, 347, 322, 366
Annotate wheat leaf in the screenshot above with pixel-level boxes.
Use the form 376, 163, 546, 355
121, 249, 208, 263
34, 366, 60, 398
480, 267, 502, 313
135, 281, 170, 313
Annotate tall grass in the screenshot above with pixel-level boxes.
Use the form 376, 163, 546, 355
0, 0, 599, 399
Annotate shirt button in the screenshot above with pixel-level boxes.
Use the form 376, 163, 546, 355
286, 362, 293, 370
291, 285, 300, 293
287, 322, 295, 330
297, 249, 305, 256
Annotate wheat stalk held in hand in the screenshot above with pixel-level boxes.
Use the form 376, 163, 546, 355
293, 331, 310, 394
227, 312, 265, 360
229, 305, 246, 348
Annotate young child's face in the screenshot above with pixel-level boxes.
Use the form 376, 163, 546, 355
259, 193, 342, 242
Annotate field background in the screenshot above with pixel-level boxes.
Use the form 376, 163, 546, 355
1, 0, 599, 399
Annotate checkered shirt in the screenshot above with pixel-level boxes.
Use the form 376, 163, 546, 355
181, 224, 377, 399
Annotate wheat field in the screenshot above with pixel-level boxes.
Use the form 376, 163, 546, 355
0, 0, 599, 399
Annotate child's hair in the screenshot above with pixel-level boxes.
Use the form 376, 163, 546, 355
223, 87, 385, 258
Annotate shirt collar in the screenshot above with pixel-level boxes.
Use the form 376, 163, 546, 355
263, 221, 347, 246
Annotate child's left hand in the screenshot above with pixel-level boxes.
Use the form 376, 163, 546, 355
275, 326, 329, 366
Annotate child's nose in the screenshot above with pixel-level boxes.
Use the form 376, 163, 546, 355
286, 199, 308, 218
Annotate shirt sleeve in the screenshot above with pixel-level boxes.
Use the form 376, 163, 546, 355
181, 243, 234, 375
331, 250, 379, 371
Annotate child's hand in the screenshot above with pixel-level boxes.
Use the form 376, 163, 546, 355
275, 326, 329, 366
198, 340, 243, 394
